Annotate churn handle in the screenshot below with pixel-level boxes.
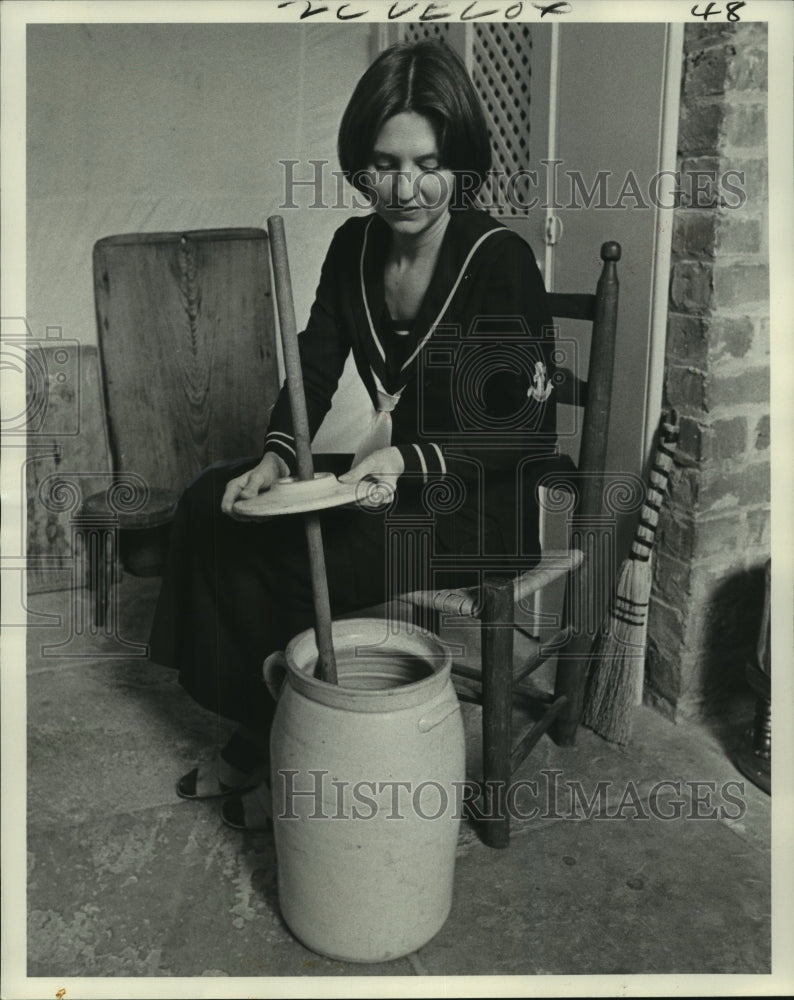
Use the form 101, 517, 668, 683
264, 651, 289, 702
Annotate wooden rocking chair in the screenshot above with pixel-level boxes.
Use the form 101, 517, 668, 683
399, 241, 622, 848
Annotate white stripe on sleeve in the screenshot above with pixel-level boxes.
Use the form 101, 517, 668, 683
412, 443, 428, 484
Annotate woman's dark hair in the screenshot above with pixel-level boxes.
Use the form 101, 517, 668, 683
338, 40, 492, 205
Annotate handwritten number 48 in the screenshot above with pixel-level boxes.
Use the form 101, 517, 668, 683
691, 1, 745, 20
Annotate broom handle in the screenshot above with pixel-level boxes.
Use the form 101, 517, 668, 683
630, 411, 680, 562
267, 215, 338, 686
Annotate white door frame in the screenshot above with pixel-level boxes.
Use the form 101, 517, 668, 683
644, 22, 684, 461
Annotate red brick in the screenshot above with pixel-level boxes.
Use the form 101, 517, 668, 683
648, 586, 686, 631
712, 262, 768, 309
676, 160, 764, 214
673, 209, 761, 257
714, 213, 762, 253
666, 364, 709, 415
673, 211, 717, 256
644, 648, 681, 708
711, 416, 747, 460
726, 47, 768, 91
678, 157, 722, 208
710, 368, 769, 408
666, 464, 702, 511
678, 102, 725, 157
684, 23, 740, 53
733, 22, 769, 46
677, 415, 712, 466
656, 507, 697, 562
679, 154, 721, 176
684, 22, 766, 55
646, 599, 687, 702
746, 506, 770, 549
710, 315, 755, 360
724, 103, 767, 148
693, 511, 744, 558
645, 640, 681, 705
651, 552, 691, 606
720, 158, 767, 206
684, 47, 729, 98
666, 314, 710, 366
699, 462, 770, 510
670, 260, 714, 313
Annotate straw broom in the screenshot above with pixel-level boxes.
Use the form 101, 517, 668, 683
582, 410, 680, 744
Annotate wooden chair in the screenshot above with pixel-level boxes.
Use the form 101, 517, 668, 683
82, 228, 279, 626
399, 241, 622, 848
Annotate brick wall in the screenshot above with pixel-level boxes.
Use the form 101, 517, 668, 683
646, 22, 769, 719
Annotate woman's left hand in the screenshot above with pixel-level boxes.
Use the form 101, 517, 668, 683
339, 446, 405, 509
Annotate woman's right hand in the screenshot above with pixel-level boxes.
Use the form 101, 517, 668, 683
221, 452, 290, 516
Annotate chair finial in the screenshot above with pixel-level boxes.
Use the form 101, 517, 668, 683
600, 241, 621, 262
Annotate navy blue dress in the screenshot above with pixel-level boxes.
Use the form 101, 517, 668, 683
148, 208, 557, 729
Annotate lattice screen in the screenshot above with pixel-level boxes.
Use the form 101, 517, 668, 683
395, 23, 532, 215
400, 22, 452, 45
471, 23, 533, 215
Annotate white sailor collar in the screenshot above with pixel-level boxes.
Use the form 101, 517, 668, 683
356, 210, 509, 396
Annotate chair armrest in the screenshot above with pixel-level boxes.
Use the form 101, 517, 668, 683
398, 549, 584, 621
399, 586, 483, 618
512, 549, 583, 603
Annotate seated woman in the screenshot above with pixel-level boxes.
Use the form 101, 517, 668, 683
148, 39, 557, 831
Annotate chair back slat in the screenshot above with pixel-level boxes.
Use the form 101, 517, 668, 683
546, 292, 596, 323
553, 367, 588, 409
93, 228, 279, 493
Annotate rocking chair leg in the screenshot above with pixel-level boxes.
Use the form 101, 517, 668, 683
480, 576, 515, 849
552, 642, 590, 746
552, 544, 595, 746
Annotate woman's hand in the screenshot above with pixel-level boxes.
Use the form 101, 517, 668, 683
221, 452, 289, 517
339, 446, 405, 509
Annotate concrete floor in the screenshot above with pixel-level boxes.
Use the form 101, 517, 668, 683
15, 571, 775, 992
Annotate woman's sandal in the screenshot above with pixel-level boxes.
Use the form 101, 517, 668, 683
176, 730, 269, 801
221, 781, 273, 832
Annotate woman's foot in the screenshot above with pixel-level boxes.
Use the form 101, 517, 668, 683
221, 780, 273, 832
176, 729, 269, 800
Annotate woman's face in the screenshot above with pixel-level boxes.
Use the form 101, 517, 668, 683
366, 111, 455, 238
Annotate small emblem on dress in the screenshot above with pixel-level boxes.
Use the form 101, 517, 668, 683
527, 361, 553, 402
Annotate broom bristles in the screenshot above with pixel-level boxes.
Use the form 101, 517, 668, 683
581, 411, 679, 745
582, 555, 652, 745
